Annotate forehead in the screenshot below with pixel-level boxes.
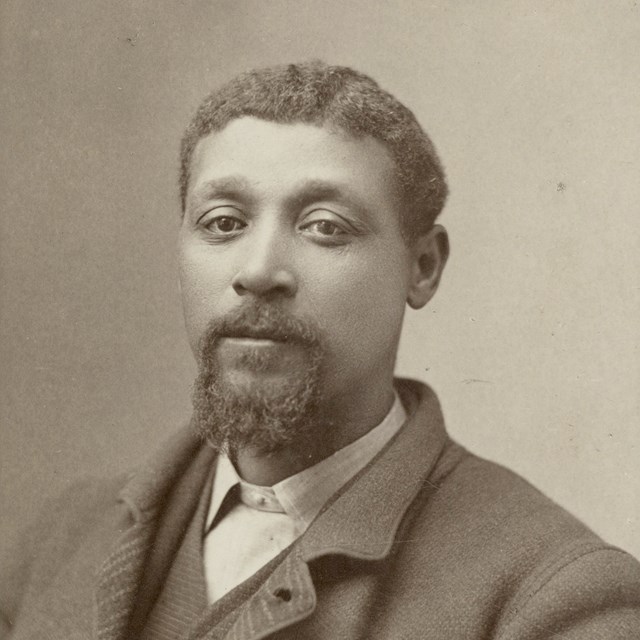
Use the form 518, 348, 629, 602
187, 117, 399, 210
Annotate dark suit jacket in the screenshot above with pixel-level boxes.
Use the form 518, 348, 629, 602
2, 379, 640, 639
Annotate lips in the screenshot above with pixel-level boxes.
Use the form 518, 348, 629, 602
215, 334, 306, 377
219, 326, 297, 343
220, 331, 286, 343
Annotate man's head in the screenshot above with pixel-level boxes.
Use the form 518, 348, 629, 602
178, 62, 449, 459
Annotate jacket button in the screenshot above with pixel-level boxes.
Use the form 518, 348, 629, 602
273, 587, 292, 602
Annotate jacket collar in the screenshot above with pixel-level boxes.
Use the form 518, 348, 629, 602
117, 418, 206, 522
297, 378, 448, 562
98, 378, 449, 640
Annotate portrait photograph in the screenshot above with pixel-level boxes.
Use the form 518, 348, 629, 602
1, 1, 639, 638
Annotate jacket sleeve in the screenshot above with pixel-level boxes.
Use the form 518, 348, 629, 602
497, 546, 640, 639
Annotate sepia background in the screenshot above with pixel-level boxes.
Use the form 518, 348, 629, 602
1, 1, 639, 560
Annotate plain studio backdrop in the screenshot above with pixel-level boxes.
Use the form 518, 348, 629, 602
1, 1, 638, 561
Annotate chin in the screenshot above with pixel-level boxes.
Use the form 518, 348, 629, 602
191, 350, 324, 456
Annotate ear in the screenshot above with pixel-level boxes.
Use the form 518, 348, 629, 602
406, 225, 449, 310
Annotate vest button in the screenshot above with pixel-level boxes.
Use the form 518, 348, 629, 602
273, 587, 292, 602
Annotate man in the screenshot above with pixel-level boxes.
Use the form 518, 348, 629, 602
2, 61, 639, 639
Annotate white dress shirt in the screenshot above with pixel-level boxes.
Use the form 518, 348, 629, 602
203, 393, 407, 603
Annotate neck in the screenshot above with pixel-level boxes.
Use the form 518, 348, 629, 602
234, 380, 396, 486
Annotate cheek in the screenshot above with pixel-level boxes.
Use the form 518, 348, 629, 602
310, 253, 410, 357
177, 246, 231, 344
346, 278, 407, 343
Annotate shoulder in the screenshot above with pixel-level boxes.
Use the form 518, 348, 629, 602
425, 444, 636, 572
403, 444, 640, 636
35, 474, 128, 548
439, 449, 613, 553
2, 472, 127, 561
0, 474, 127, 632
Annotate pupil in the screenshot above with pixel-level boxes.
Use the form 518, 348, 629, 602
320, 221, 334, 234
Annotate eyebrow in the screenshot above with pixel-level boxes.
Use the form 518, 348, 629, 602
189, 176, 255, 209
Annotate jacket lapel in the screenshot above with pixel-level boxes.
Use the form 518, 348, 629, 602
218, 550, 316, 640
95, 519, 158, 640
94, 424, 210, 640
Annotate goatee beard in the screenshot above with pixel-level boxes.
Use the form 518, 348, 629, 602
191, 302, 325, 457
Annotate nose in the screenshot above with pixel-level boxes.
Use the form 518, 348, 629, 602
231, 227, 298, 299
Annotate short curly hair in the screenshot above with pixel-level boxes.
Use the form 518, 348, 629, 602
179, 61, 448, 237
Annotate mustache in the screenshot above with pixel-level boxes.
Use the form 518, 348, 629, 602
198, 303, 323, 357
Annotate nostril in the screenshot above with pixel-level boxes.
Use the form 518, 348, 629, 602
231, 268, 297, 298
232, 279, 248, 295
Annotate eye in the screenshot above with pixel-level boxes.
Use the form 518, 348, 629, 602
198, 206, 247, 238
303, 219, 346, 237
299, 207, 354, 241
206, 216, 245, 234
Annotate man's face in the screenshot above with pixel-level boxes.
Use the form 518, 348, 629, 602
178, 117, 415, 449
